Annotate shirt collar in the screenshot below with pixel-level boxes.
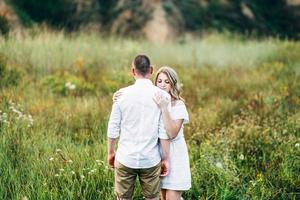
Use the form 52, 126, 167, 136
134, 78, 153, 86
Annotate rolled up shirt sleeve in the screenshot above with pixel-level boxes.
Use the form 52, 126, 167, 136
107, 102, 121, 138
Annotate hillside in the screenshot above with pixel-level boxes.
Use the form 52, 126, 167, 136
1, 0, 300, 40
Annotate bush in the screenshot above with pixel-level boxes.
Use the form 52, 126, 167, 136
0, 16, 10, 36
11, 0, 75, 28
174, 0, 300, 39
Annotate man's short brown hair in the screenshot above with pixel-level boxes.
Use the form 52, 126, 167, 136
133, 54, 151, 76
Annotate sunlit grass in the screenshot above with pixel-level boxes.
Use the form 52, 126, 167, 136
0, 30, 299, 199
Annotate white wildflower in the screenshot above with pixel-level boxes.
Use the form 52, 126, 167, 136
295, 143, 299, 148
215, 162, 223, 169
89, 169, 97, 174
21, 196, 28, 200
96, 160, 104, 165
56, 149, 62, 153
239, 154, 245, 160
65, 82, 76, 90
250, 180, 256, 187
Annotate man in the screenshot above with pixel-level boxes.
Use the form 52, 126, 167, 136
107, 54, 171, 200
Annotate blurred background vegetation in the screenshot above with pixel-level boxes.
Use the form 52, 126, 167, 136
0, 0, 299, 39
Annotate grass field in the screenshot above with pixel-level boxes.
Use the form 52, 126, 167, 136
0, 31, 299, 200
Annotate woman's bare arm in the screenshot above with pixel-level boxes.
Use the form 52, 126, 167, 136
153, 93, 183, 139
161, 107, 183, 139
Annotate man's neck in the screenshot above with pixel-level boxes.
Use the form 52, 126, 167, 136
135, 75, 151, 80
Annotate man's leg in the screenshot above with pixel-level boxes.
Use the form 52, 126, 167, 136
138, 163, 161, 200
115, 161, 137, 200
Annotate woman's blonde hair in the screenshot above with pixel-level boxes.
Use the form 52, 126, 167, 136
154, 66, 184, 102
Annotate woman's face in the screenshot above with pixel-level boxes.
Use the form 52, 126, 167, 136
156, 72, 172, 93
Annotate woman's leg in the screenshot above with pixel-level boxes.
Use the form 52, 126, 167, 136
166, 190, 182, 200
161, 189, 167, 200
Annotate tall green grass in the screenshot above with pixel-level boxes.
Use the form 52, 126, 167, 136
0, 31, 299, 199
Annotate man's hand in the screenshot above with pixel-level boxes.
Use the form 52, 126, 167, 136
160, 159, 169, 177
107, 152, 116, 168
112, 90, 122, 103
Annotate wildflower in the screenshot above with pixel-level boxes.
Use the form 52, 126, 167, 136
71, 171, 75, 175
56, 149, 62, 153
68, 159, 73, 163
239, 154, 245, 160
215, 162, 223, 169
28, 115, 34, 125
88, 169, 97, 174
55, 174, 59, 177
49, 157, 54, 161
295, 143, 299, 148
59, 168, 64, 172
65, 82, 76, 90
249, 180, 256, 187
81, 175, 85, 179
256, 173, 263, 182
96, 160, 104, 165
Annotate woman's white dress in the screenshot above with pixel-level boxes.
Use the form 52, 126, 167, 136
161, 100, 191, 191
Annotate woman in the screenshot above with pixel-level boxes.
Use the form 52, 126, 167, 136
153, 66, 191, 200
113, 66, 191, 200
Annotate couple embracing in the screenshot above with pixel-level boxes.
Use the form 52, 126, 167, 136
107, 54, 191, 200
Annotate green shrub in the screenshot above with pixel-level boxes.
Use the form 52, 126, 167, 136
0, 16, 10, 36
11, 0, 75, 28
174, 0, 300, 39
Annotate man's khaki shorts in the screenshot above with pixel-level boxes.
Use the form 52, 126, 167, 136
114, 161, 161, 199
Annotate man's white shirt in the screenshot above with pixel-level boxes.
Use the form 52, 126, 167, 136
107, 79, 170, 169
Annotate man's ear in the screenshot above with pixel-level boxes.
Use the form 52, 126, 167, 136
149, 66, 153, 75
131, 67, 136, 76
